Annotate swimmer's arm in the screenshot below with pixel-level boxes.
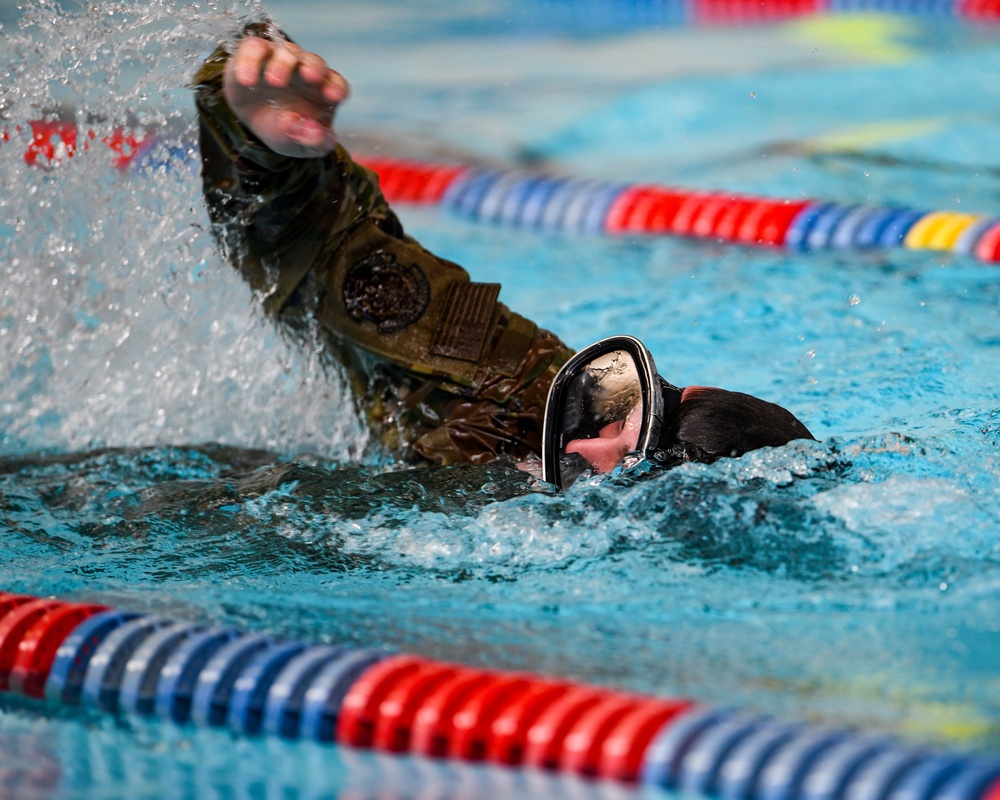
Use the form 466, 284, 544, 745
192, 25, 397, 314
192, 27, 570, 466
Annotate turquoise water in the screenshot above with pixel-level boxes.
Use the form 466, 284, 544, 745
1, 1, 1000, 797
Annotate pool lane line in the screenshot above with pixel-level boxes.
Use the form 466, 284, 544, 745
1, 591, 999, 798
7, 119, 1000, 265
363, 157, 1000, 263
531, 0, 1000, 24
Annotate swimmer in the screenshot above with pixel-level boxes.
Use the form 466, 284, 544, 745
193, 24, 814, 489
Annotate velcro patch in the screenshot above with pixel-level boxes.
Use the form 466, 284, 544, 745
342, 252, 430, 333
430, 282, 500, 363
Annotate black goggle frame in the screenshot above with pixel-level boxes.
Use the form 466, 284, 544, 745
541, 335, 666, 490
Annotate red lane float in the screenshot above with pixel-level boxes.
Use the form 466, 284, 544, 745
973, 220, 1000, 262
3, 118, 152, 170
522, 686, 613, 769
959, 0, 1000, 17
597, 699, 696, 781
24, 120, 91, 166
447, 673, 536, 760
9, 603, 108, 698
0, 598, 68, 691
372, 661, 463, 752
357, 157, 468, 204
409, 668, 498, 756
693, 0, 825, 23
337, 655, 432, 749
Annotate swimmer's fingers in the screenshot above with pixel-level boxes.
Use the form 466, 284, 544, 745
296, 52, 350, 105
232, 36, 348, 104
231, 34, 276, 88
262, 40, 303, 88
277, 49, 348, 106
230, 37, 310, 90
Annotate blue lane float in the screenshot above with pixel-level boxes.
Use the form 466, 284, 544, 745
118, 620, 203, 716
261, 645, 348, 739
189, 633, 276, 727
46, 609, 137, 706
79, 615, 175, 714
154, 626, 243, 724
227, 639, 307, 735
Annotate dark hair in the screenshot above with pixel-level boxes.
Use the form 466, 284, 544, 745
663, 387, 815, 465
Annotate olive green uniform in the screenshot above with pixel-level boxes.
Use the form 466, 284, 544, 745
193, 37, 572, 465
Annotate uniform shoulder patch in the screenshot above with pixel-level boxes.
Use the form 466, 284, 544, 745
342, 252, 430, 333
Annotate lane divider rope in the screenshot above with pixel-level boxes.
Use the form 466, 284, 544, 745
529, 0, 1000, 23
0, 590, 998, 797
5, 119, 1000, 264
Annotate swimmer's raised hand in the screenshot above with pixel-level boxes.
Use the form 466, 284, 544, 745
222, 33, 349, 158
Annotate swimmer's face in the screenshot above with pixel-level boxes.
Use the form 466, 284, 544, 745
563, 404, 643, 474
543, 337, 665, 490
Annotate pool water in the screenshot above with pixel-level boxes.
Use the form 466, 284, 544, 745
1, 0, 1000, 796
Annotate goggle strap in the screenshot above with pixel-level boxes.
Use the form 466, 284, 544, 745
655, 378, 684, 450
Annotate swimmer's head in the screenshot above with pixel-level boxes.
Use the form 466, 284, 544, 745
541, 336, 814, 490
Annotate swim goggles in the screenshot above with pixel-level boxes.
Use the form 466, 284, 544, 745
541, 335, 681, 490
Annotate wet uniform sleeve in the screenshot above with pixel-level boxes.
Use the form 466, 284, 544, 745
192, 29, 572, 465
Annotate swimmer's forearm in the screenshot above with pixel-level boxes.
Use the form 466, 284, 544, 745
193, 27, 396, 316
